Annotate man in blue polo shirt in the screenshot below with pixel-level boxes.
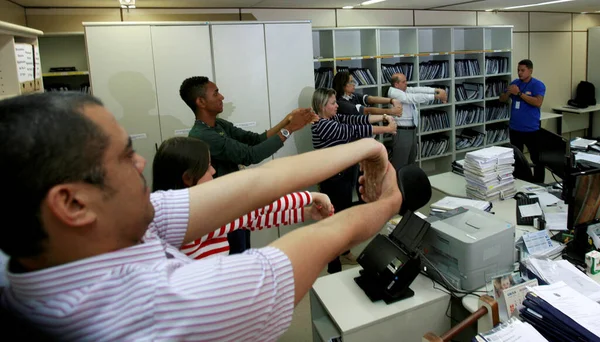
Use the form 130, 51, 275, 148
500, 59, 546, 183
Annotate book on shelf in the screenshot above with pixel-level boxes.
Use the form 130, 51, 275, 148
381, 63, 414, 83
454, 58, 481, 77
485, 56, 510, 75
419, 60, 449, 80
456, 104, 484, 126
420, 110, 450, 132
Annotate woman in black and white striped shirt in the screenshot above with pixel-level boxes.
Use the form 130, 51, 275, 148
311, 88, 397, 273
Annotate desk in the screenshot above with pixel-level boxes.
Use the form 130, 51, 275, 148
310, 268, 450, 342
553, 104, 600, 137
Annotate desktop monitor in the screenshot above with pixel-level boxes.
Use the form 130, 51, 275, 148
562, 167, 600, 265
537, 128, 569, 179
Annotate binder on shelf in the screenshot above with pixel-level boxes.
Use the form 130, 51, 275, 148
485, 57, 509, 75
314, 67, 333, 88
419, 60, 449, 80
486, 103, 510, 121
419, 134, 449, 159
485, 126, 509, 145
455, 104, 484, 126
485, 79, 508, 98
420, 110, 450, 132
455, 83, 484, 102
454, 59, 481, 77
456, 128, 485, 150
381, 63, 414, 83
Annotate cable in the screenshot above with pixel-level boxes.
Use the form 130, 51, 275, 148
418, 250, 487, 298
551, 172, 563, 188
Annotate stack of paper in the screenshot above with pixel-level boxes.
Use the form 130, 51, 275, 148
464, 146, 517, 201
521, 282, 600, 341
474, 317, 548, 342
430, 196, 492, 215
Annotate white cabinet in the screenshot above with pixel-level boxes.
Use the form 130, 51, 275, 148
151, 25, 214, 141
85, 25, 160, 184
85, 21, 314, 245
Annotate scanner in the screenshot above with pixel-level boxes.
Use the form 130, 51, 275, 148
354, 211, 431, 304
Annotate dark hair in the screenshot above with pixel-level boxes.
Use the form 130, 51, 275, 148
0, 92, 109, 258
518, 59, 533, 69
179, 76, 210, 113
332, 71, 351, 99
152, 137, 211, 191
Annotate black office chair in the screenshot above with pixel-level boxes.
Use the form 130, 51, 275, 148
503, 143, 536, 183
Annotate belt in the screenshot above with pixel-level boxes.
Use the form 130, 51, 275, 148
397, 126, 416, 130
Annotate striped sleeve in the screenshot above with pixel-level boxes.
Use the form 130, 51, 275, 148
312, 115, 373, 148
148, 189, 190, 248
258, 191, 312, 214
246, 209, 305, 231
155, 247, 295, 341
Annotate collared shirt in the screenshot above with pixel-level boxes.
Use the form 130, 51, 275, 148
388, 86, 435, 127
0, 189, 295, 341
189, 118, 283, 178
337, 93, 370, 115
508, 77, 546, 132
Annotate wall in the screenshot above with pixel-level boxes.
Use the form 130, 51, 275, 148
0, 0, 25, 26
22, 7, 600, 136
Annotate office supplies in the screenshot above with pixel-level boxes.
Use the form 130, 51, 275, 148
474, 317, 548, 342
571, 138, 598, 149
575, 152, 600, 165
355, 211, 430, 304
585, 250, 600, 275
522, 231, 554, 256
430, 196, 492, 213
523, 282, 600, 340
515, 193, 542, 226
464, 146, 516, 201
501, 279, 539, 318
421, 206, 515, 291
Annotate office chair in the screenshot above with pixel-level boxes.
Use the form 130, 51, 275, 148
504, 143, 536, 183
422, 295, 499, 342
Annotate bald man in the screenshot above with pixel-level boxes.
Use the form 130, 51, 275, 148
388, 73, 447, 171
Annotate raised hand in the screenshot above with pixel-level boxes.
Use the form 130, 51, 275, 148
287, 108, 319, 132
389, 104, 403, 117
358, 143, 389, 202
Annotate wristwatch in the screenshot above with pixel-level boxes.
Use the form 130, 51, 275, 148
517, 91, 522, 97
280, 128, 291, 139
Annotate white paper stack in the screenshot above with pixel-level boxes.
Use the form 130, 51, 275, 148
464, 146, 516, 201
430, 196, 492, 215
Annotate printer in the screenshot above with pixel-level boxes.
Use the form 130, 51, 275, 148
422, 206, 516, 291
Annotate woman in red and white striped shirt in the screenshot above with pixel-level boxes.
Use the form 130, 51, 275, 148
152, 137, 334, 260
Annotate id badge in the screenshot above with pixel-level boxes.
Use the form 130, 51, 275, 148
515, 101, 521, 109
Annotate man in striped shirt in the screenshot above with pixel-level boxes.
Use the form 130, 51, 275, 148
0, 92, 403, 341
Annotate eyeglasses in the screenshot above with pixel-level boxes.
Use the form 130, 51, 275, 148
346, 80, 357, 86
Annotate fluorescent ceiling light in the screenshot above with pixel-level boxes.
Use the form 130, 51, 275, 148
503, 0, 573, 10
361, 0, 386, 5
342, 5, 354, 9
485, 9, 494, 11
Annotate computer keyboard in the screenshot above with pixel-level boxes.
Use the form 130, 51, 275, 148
515, 195, 541, 226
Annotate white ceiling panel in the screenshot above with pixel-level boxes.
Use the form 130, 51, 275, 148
10, 0, 599, 12
441, 0, 600, 12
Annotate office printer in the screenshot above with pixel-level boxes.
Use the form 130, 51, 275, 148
354, 211, 431, 304
421, 206, 515, 291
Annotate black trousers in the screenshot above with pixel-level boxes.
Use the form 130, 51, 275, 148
228, 229, 251, 254
509, 129, 545, 183
319, 164, 360, 273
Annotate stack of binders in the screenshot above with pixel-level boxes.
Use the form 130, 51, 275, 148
520, 282, 600, 342
464, 146, 516, 201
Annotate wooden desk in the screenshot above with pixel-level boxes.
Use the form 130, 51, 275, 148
310, 268, 450, 342
553, 104, 600, 137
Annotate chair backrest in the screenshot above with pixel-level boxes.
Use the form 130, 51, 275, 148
504, 143, 534, 182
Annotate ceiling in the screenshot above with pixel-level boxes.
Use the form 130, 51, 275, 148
8, 0, 600, 13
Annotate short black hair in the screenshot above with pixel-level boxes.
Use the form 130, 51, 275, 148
0, 92, 109, 258
332, 71, 351, 99
518, 59, 533, 69
152, 137, 211, 191
179, 76, 210, 113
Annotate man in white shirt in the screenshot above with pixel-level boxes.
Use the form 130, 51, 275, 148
387, 73, 447, 171
0, 92, 411, 341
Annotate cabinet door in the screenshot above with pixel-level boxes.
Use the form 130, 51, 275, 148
151, 25, 214, 141
210, 24, 271, 162
211, 23, 274, 248
265, 23, 315, 160
265, 23, 317, 238
85, 25, 160, 187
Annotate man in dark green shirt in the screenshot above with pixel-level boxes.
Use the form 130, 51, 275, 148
180, 76, 317, 253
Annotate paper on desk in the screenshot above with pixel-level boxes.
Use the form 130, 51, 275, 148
530, 192, 560, 207
529, 281, 600, 338
528, 258, 600, 302
522, 231, 554, 256
576, 152, 600, 165
544, 212, 568, 231
571, 138, 598, 149
519, 203, 543, 218
475, 317, 548, 342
